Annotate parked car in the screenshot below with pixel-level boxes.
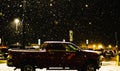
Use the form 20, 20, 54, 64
0, 46, 8, 59
0, 51, 4, 60
7, 41, 102, 71
103, 48, 115, 59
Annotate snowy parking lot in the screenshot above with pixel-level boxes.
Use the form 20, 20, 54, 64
0, 61, 120, 71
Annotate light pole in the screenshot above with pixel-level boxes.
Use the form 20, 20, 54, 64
115, 32, 118, 48
14, 18, 20, 33
22, 0, 26, 48
86, 39, 89, 49
14, 18, 20, 44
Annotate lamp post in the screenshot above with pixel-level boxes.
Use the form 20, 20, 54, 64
14, 18, 20, 33
86, 39, 89, 49
115, 32, 118, 48
22, 0, 26, 48
14, 18, 20, 44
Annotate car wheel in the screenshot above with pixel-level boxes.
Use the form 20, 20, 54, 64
21, 64, 35, 71
81, 63, 96, 71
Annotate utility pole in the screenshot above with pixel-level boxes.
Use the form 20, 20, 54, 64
115, 32, 118, 49
22, 0, 26, 48
115, 32, 119, 66
86, 39, 89, 49
0, 12, 2, 45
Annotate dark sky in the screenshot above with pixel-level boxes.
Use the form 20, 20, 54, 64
0, 0, 120, 46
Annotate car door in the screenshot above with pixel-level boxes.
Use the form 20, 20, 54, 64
63, 43, 85, 67
46, 43, 66, 67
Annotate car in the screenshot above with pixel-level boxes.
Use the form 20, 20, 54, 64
0, 46, 8, 60
7, 41, 102, 71
103, 48, 115, 59
0, 52, 4, 60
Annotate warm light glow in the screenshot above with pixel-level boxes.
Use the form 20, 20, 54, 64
86, 39, 89, 44
14, 18, 20, 24
0, 12, 2, 16
98, 44, 103, 49
14, 18, 20, 32
108, 45, 112, 48
92, 44, 96, 50
93, 44, 96, 48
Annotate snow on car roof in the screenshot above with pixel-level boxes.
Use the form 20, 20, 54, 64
44, 41, 71, 44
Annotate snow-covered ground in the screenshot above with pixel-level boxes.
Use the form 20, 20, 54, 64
0, 61, 120, 71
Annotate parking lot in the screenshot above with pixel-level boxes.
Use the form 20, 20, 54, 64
1, 60, 120, 71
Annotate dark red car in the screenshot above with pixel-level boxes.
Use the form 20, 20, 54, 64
7, 41, 102, 71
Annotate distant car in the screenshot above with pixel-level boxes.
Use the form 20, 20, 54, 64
8, 44, 23, 49
0, 52, 4, 60
0, 46, 8, 60
118, 51, 120, 55
103, 48, 115, 58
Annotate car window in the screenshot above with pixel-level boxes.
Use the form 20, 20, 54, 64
65, 44, 77, 52
43, 43, 65, 50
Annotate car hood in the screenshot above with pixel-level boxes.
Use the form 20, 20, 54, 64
83, 49, 101, 55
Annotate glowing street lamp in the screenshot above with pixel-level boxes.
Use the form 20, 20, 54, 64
86, 39, 89, 45
14, 18, 20, 32
108, 45, 112, 48
14, 18, 20, 24
14, 18, 21, 44
98, 44, 103, 49
0, 12, 2, 16
86, 39, 89, 48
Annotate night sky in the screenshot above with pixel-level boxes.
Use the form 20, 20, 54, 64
0, 0, 120, 46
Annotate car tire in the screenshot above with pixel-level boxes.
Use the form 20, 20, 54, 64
21, 64, 35, 71
80, 63, 96, 71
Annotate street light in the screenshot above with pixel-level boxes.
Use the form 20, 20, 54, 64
86, 39, 89, 49
14, 18, 21, 44
14, 18, 20, 33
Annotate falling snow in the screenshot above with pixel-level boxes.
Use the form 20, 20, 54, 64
0, 0, 120, 46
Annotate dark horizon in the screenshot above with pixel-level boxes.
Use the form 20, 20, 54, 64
0, 0, 120, 46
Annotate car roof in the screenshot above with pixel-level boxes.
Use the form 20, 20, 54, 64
44, 41, 70, 43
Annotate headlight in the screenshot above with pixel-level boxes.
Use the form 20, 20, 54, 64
99, 55, 104, 61
7, 54, 12, 59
